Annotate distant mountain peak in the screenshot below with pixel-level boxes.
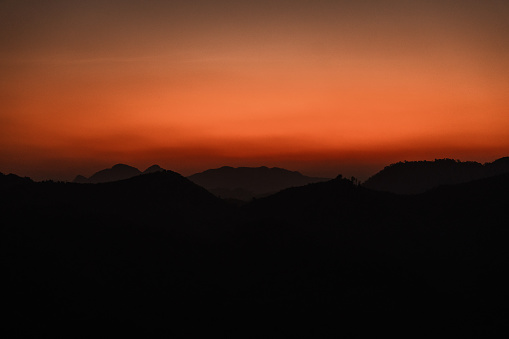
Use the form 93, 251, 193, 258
73, 164, 142, 184
143, 165, 165, 174
73, 164, 170, 184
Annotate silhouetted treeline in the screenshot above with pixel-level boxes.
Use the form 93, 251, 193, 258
2, 168, 509, 336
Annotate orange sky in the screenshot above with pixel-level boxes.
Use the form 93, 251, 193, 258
1, 0, 509, 181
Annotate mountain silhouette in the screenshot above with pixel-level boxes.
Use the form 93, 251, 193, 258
73, 163, 141, 183
73, 164, 165, 183
187, 166, 330, 200
143, 164, 164, 174
363, 157, 509, 194
73, 174, 89, 183
3, 169, 227, 239
3, 159, 509, 336
488, 156, 509, 174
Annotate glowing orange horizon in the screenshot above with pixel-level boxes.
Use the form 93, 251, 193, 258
1, 1, 508, 181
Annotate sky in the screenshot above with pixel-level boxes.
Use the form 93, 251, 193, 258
1, 0, 508, 181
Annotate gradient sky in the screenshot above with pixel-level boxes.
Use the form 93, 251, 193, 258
1, 0, 509, 181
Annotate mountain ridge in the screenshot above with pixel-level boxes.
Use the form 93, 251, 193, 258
73, 164, 164, 184
3, 161, 509, 335
363, 157, 509, 194
188, 165, 331, 200
71, 164, 332, 200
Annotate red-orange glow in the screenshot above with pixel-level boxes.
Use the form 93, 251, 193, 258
1, 1, 509, 180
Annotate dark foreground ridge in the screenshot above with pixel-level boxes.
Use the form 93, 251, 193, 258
2, 165, 509, 336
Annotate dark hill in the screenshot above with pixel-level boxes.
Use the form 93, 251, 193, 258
4, 170, 226, 227
0, 172, 33, 188
2, 169, 231, 335
96, 170, 228, 222
236, 173, 509, 327
242, 176, 405, 250
73, 174, 89, 183
188, 166, 330, 200
143, 164, 164, 174
488, 156, 509, 174
363, 157, 509, 194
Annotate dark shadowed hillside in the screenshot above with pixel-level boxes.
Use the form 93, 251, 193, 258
363, 157, 509, 194
2, 168, 509, 336
236, 173, 509, 333
0, 172, 33, 187
188, 166, 330, 200
2, 170, 232, 336
5, 170, 227, 228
